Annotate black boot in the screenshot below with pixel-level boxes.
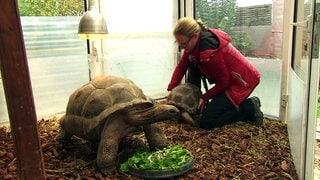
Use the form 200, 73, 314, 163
249, 96, 263, 126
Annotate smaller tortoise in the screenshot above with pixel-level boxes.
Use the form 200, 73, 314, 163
56, 75, 179, 175
166, 83, 202, 126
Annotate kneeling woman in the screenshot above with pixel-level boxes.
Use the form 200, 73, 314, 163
167, 17, 263, 130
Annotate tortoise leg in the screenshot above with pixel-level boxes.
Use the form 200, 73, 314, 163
96, 130, 119, 175
143, 123, 167, 150
55, 115, 73, 142
97, 136, 119, 175
96, 117, 126, 175
181, 111, 197, 126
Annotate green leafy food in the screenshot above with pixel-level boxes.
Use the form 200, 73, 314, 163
120, 145, 192, 172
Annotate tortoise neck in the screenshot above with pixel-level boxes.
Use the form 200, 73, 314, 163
125, 104, 179, 125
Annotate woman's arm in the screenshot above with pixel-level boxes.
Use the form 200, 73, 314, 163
167, 52, 191, 90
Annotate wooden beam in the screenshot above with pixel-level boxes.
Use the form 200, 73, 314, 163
0, 0, 46, 179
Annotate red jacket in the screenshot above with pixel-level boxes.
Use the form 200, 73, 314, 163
167, 28, 260, 108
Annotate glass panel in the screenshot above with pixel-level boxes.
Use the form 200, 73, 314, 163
22, 16, 89, 118
292, 0, 313, 82
0, 1, 89, 124
102, 0, 175, 98
195, 0, 281, 117
0, 0, 177, 123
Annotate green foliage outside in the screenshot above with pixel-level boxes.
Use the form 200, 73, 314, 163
18, 0, 84, 16
195, 0, 253, 55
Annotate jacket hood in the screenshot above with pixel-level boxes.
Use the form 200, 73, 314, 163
207, 28, 231, 50
187, 28, 231, 59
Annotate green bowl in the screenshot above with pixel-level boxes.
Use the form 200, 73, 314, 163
127, 154, 195, 179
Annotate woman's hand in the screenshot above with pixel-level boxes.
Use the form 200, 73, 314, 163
197, 98, 205, 113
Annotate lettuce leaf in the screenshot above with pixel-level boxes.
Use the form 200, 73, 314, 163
120, 145, 192, 172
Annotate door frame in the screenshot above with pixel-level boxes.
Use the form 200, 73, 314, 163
282, 0, 319, 179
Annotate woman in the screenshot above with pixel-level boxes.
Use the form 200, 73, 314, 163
167, 17, 263, 130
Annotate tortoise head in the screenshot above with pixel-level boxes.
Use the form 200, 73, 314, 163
124, 103, 180, 125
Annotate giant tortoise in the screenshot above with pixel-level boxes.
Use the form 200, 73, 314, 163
166, 83, 202, 126
56, 75, 179, 175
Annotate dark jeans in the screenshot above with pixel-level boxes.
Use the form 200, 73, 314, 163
186, 63, 253, 129
199, 93, 253, 129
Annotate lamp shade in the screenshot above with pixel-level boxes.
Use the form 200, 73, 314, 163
78, 5, 108, 39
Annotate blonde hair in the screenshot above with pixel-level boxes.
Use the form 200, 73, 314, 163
173, 17, 208, 37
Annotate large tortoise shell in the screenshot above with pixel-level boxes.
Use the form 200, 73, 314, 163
166, 83, 202, 114
65, 75, 150, 118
